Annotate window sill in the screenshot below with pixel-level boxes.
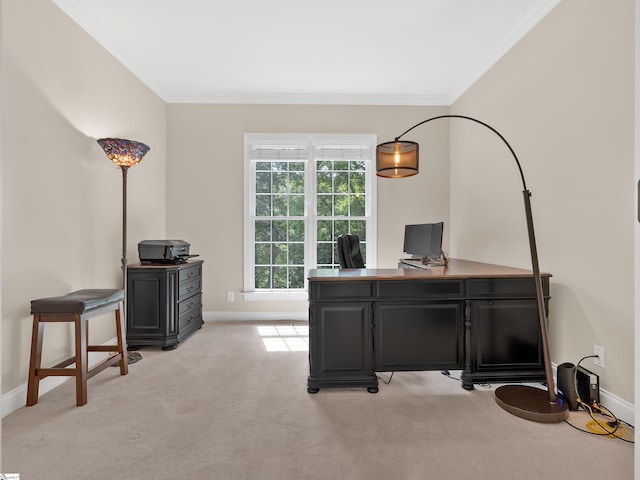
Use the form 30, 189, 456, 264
242, 290, 308, 302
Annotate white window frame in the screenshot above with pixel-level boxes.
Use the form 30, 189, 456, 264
243, 133, 377, 301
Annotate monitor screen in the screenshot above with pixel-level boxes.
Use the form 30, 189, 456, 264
403, 222, 444, 260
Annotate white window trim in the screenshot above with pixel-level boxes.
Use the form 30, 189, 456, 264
243, 133, 377, 301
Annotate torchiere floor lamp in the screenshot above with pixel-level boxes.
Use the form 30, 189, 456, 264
98, 138, 150, 365
377, 115, 568, 423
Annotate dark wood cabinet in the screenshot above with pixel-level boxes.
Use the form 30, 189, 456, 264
126, 260, 204, 350
307, 259, 549, 393
464, 299, 547, 386
307, 301, 377, 393
462, 276, 549, 387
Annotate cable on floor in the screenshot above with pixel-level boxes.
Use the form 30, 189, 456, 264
563, 355, 634, 444
440, 370, 491, 388
377, 372, 394, 385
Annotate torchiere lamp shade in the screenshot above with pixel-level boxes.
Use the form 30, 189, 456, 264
376, 140, 419, 178
97, 138, 150, 168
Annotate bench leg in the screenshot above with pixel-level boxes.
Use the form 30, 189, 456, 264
75, 316, 88, 406
26, 315, 44, 406
115, 301, 128, 375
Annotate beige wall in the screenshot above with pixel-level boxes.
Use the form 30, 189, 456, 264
1, 0, 167, 394
451, 0, 635, 403
166, 104, 451, 314
2, 0, 635, 413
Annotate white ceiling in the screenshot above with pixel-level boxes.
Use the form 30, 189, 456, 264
52, 0, 561, 105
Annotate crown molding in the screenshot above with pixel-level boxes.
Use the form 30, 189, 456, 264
161, 91, 451, 106
448, 0, 562, 103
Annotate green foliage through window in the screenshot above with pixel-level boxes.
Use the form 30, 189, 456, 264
247, 135, 374, 292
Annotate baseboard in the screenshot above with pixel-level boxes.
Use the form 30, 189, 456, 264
2, 339, 117, 418
203, 310, 308, 322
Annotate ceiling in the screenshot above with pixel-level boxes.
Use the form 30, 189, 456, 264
52, 0, 561, 105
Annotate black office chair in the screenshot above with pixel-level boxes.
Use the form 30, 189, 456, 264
337, 234, 365, 268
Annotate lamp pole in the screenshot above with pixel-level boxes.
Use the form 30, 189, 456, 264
97, 138, 150, 366
121, 165, 129, 291
377, 115, 567, 422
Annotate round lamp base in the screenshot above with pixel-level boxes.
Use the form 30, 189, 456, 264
127, 351, 142, 365
495, 385, 569, 423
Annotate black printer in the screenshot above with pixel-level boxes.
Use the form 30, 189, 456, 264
138, 240, 199, 264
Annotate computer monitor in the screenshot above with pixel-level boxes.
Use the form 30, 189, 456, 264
403, 222, 444, 261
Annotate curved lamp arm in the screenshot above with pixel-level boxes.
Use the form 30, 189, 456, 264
394, 115, 527, 191
377, 115, 566, 418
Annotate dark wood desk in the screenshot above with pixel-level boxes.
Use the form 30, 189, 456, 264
307, 259, 550, 393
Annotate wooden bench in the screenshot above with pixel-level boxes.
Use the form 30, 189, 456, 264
26, 289, 128, 406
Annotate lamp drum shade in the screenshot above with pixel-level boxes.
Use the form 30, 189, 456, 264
376, 140, 419, 178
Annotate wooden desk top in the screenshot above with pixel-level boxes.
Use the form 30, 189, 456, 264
308, 258, 550, 281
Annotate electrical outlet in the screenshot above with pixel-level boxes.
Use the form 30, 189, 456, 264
226, 291, 234, 302
593, 345, 605, 368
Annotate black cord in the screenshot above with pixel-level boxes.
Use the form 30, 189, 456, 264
441, 370, 457, 380
377, 372, 394, 385
572, 355, 597, 417
440, 370, 491, 388
573, 355, 597, 408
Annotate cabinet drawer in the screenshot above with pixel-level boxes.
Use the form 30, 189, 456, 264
179, 264, 201, 284
178, 293, 202, 318
376, 280, 464, 300
179, 278, 201, 301
179, 307, 202, 332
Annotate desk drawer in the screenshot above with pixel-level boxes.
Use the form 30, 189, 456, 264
309, 281, 374, 301
376, 280, 464, 300
466, 278, 549, 299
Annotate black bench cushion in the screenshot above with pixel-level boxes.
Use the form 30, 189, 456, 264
31, 289, 124, 314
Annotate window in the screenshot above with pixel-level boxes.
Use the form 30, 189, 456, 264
244, 134, 377, 300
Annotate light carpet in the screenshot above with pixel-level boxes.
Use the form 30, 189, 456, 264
3, 321, 633, 479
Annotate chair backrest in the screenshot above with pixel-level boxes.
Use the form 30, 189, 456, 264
337, 234, 365, 268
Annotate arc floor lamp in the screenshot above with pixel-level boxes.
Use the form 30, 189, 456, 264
98, 138, 150, 364
377, 115, 568, 423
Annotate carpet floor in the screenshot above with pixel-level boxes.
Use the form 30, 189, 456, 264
2, 321, 634, 479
